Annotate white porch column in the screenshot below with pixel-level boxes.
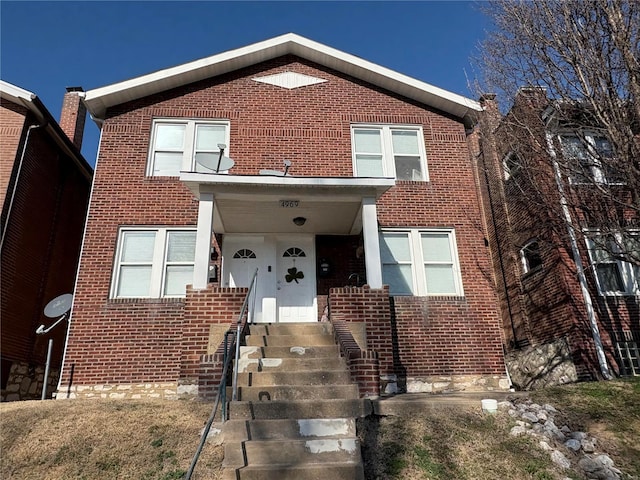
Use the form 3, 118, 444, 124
361, 197, 383, 289
193, 192, 214, 289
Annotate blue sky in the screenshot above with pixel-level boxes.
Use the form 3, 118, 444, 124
1, 1, 490, 164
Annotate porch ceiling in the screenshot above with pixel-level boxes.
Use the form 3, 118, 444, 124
180, 172, 394, 235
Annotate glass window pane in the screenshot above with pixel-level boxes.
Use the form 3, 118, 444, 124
121, 232, 156, 262
395, 156, 422, 180
164, 265, 194, 296
392, 130, 419, 154
380, 234, 411, 262
421, 234, 452, 262
383, 264, 414, 295
597, 264, 624, 292
560, 136, 588, 159
118, 266, 152, 297
196, 125, 226, 151
166, 232, 196, 262
425, 265, 457, 294
356, 154, 384, 176
153, 152, 182, 176
354, 130, 382, 153
155, 124, 185, 150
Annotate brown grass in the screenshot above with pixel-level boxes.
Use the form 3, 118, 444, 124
0, 399, 223, 480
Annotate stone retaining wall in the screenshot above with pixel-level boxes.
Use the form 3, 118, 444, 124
1, 361, 59, 401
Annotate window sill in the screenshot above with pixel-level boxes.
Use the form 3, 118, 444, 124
107, 297, 185, 304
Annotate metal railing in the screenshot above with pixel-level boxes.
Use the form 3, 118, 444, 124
185, 268, 258, 480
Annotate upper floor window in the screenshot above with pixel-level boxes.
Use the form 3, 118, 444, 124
148, 119, 230, 176
586, 232, 639, 296
559, 134, 622, 185
503, 152, 521, 181
379, 229, 463, 296
520, 239, 543, 274
352, 125, 428, 181
111, 227, 196, 298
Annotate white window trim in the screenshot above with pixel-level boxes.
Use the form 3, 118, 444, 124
585, 231, 639, 296
147, 118, 231, 176
111, 227, 197, 299
503, 152, 521, 181
559, 132, 622, 185
380, 228, 464, 296
520, 239, 543, 275
351, 124, 429, 181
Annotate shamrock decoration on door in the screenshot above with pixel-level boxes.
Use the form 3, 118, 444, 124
285, 267, 304, 284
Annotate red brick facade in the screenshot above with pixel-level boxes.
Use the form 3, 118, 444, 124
1, 88, 92, 400
474, 92, 639, 387
59, 44, 508, 398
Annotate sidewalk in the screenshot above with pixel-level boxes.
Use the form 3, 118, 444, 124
370, 391, 527, 416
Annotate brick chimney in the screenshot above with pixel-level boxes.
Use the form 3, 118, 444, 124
59, 87, 86, 150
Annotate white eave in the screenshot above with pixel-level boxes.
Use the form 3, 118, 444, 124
180, 171, 395, 199
84, 33, 481, 124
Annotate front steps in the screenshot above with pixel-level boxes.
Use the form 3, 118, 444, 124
222, 322, 366, 480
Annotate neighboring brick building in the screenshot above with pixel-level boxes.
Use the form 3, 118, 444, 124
473, 89, 639, 389
1, 80, 92, 400
57, 34, 508, 400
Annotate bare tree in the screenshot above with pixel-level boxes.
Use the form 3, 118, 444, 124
476, 0, 640, 267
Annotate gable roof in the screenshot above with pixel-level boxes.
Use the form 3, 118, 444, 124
83, 33, 481, 125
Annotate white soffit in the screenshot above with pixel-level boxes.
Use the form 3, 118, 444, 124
84, 33, 481, 121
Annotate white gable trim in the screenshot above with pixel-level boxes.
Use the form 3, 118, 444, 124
84, 33, 481, 123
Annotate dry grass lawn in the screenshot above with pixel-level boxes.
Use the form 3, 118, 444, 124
0, 399, 223, 480
1, 379, 638, 480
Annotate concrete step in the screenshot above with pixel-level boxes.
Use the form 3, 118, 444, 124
245, 334, 337, 347
249, 323, 334, 336
229, 398, 373, 420
223, 418, 357, 442
236, 370, 351, 387
223, 438, 361, 468
236, 356, 346, 373
221, 462, 364, 480
239, 345, 341, 359
234, 384, 359, 402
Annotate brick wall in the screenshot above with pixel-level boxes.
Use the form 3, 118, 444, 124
475, 92, 638, 383
329, 286, 507, 393
0, 99, 27, 207
64, 54, 506, 392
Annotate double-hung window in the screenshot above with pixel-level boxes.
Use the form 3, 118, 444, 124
559, 134, 621, 184
112, 228, 197, 298
586, 232, 640, 295
352, 125, 428, 180
379, 229, 463, 296
148, 119, 230, 176
503, 152, 521, 181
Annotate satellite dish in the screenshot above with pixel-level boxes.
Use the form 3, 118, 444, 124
37, 293, 73, 335
44, 293, 73, 318
195, 152, 235, 172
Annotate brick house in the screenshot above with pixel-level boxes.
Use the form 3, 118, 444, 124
473, 89, 639, 389
57, 34, 508, 400
1, 80, 92, 400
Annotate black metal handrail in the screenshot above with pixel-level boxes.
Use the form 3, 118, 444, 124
185, 268, 258, 480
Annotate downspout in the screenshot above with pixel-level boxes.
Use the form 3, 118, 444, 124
546, 133, 612, 380
0, 121, 47, 250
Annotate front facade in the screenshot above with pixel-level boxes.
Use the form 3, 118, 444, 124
58, 34, 508, 400
474, 90, 639, 389
1, 81, 92, 400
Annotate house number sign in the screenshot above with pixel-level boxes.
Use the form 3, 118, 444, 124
280, 200, 300, 208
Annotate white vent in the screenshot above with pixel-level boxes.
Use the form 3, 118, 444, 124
252, 71, 327, 90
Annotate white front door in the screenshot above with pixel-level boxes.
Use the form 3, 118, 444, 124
276, 237, 317, 323
222, 235, 316, 323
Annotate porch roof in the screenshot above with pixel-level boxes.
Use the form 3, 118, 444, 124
180, 172, 394, 235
